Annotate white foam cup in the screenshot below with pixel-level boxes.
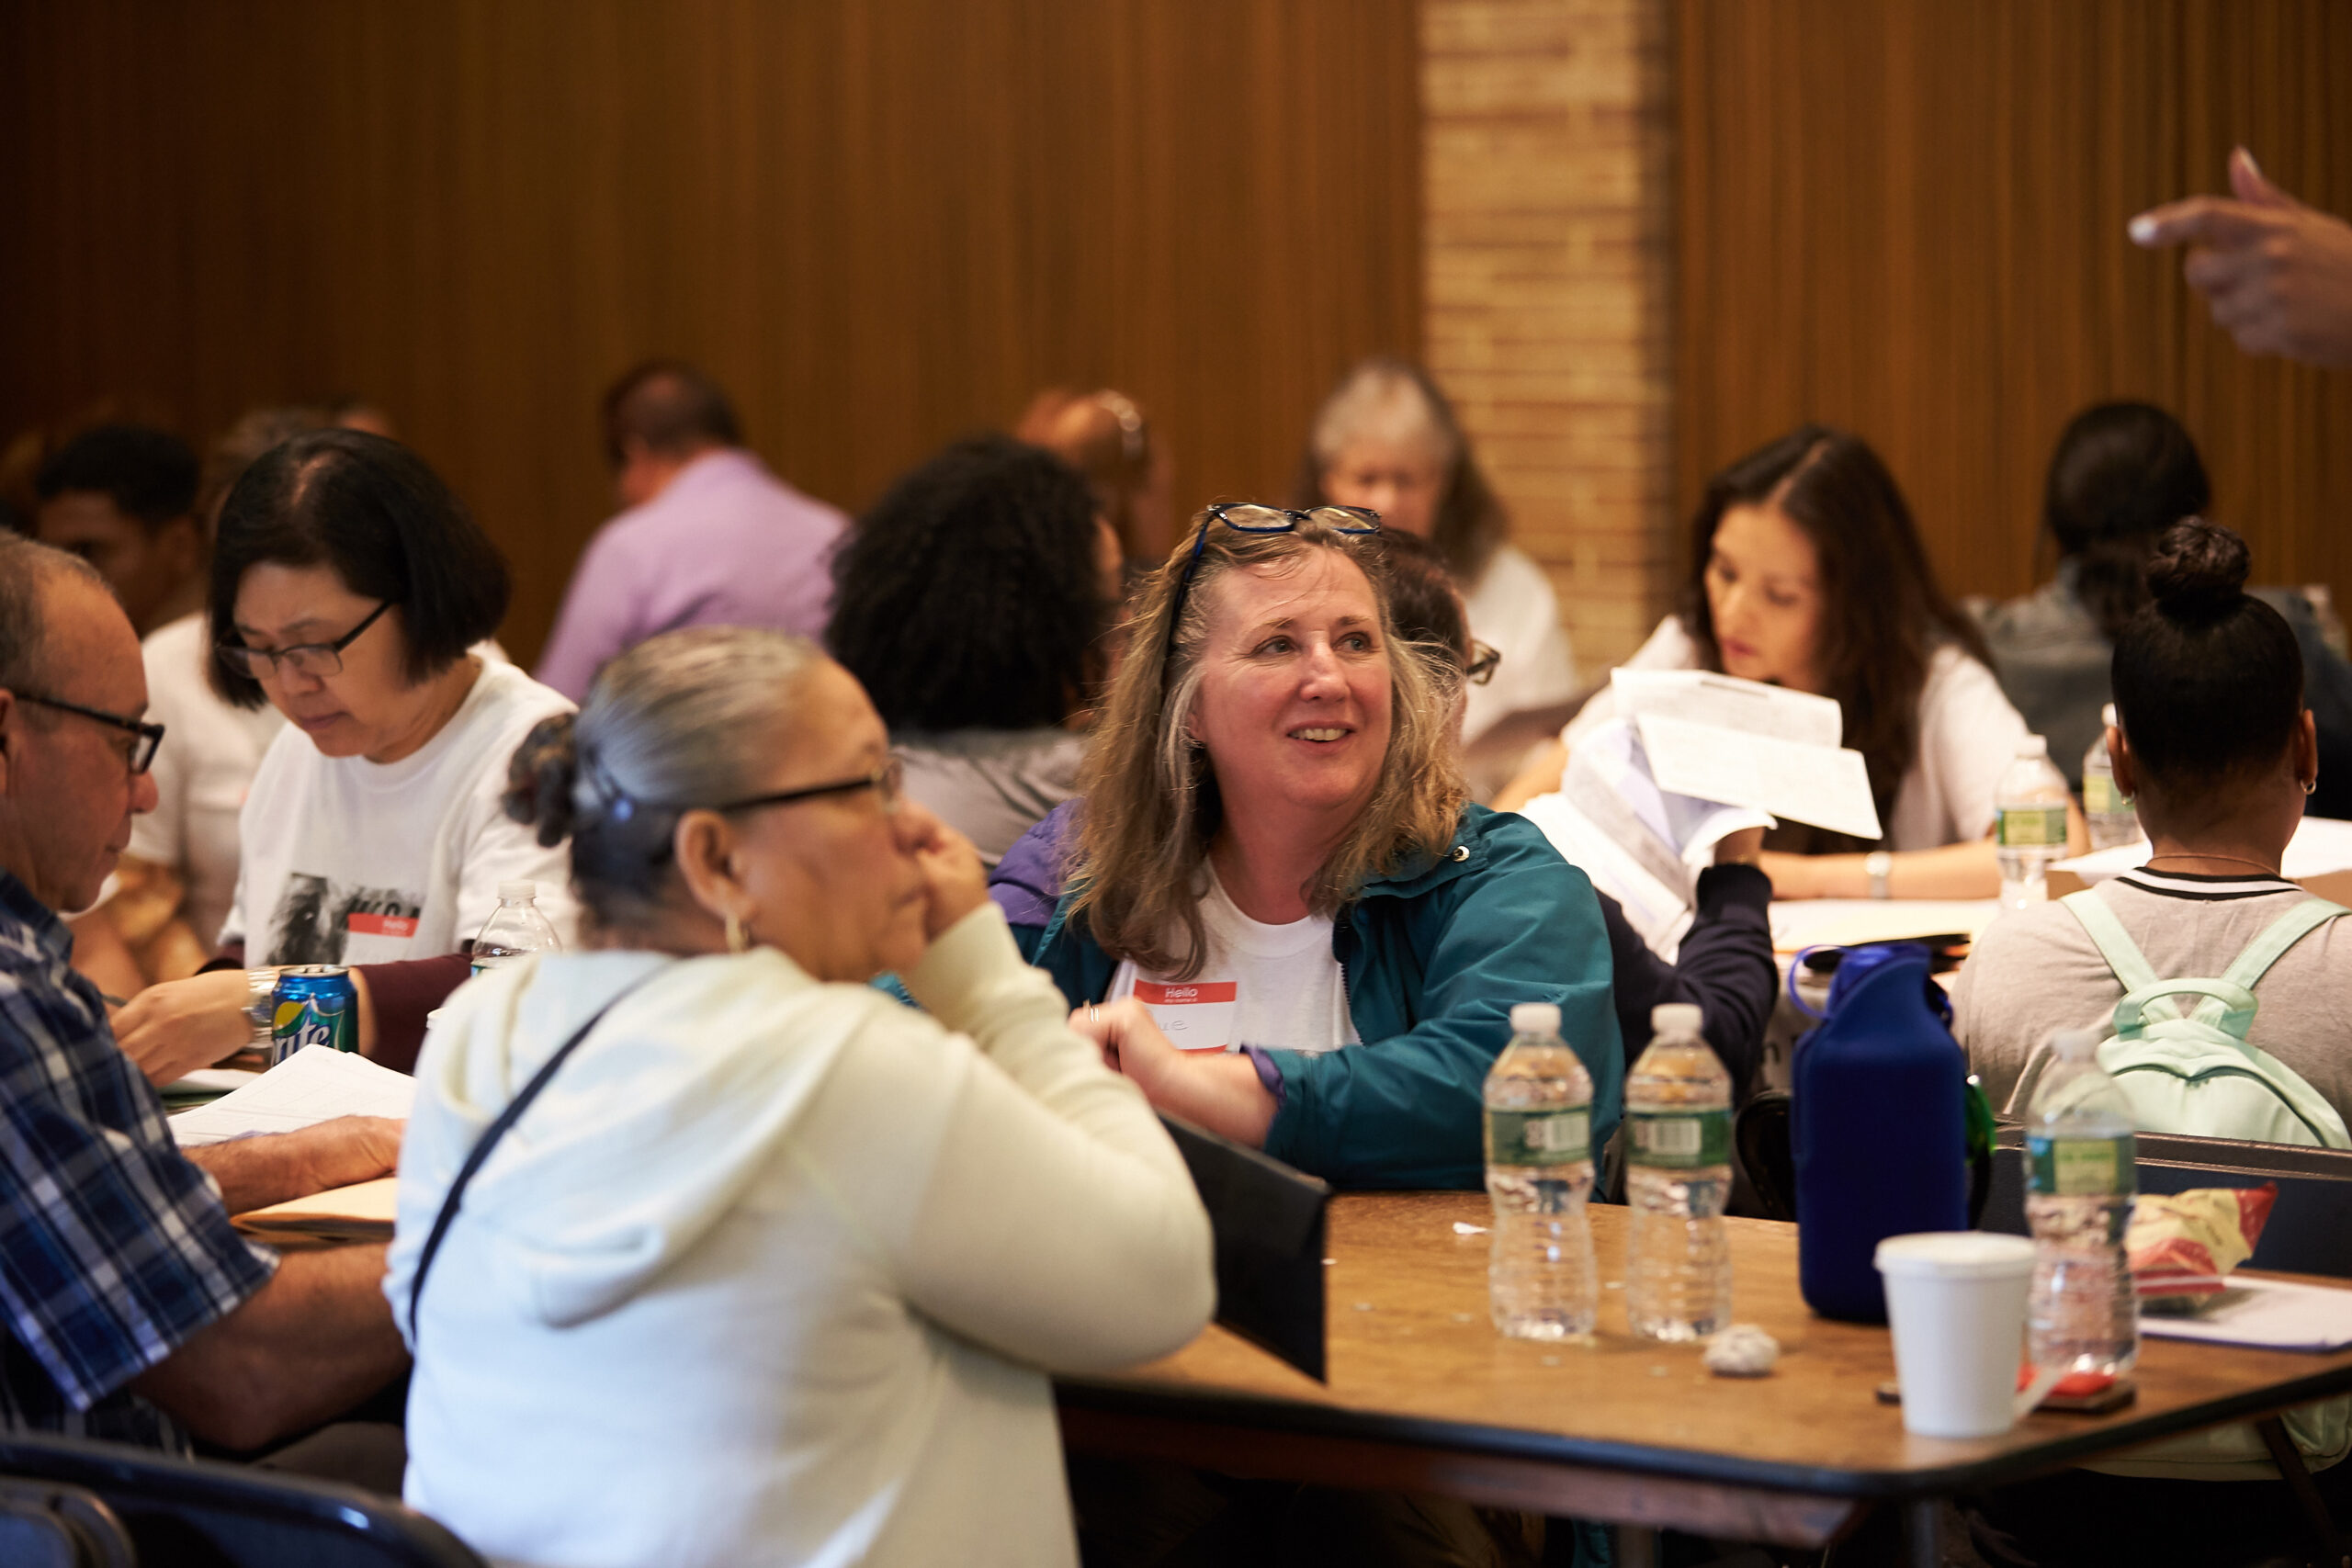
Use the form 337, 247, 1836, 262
1874, 1232, 2038, 1438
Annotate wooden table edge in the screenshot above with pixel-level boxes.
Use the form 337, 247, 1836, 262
1056, 1353, 2352, 1514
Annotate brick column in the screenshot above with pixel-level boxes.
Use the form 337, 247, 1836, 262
1423, 0, 1677, 675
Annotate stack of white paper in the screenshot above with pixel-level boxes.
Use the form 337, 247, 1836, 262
2051, 814, 2352, 887
2141, 1276, 2352, 1353
168, 1045, 415, 1146
1514, 671, 1883, 957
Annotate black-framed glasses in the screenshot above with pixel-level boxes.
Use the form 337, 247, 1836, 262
709, 753, 907, 817
1464, 641, 1502, 686
218, 600, 395, 680
1163, 503, 1382, 659
18, 694, 166, 773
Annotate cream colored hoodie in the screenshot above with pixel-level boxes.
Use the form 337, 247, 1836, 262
387, 904, 1215, 1568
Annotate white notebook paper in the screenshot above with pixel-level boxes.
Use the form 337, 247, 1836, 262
168, 1046, 415, 1146
2141, 1276, 2352, 1353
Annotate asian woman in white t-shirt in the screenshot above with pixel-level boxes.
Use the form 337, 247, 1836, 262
111, 431, 574, 1084
1498, 423, 2078, 898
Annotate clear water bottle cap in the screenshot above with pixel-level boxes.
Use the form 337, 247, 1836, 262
1652, 1002, 1703, 1036
2017, 735, 2048, 759
2050, 1027, 2102, 1061
1510, 1002, 1561, 1034
498, 880, 537, 901
2100, 703, 2117, 728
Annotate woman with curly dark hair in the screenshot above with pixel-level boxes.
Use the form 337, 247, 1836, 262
827, 434, 1122, 863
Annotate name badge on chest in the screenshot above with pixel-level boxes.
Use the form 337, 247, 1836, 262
1134, 980, 1239, 1053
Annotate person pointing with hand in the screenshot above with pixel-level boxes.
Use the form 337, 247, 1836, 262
2132, 147, 2352, 367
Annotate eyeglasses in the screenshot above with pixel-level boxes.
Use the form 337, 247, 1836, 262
17, 694, 166, 773
1464, 641, 1502, 686
219, 600, 394, 680
708, 753, 907, 817
1164, 504, 1383, 659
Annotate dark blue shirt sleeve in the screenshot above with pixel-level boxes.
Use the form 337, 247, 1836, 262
0, 976, 277, 1413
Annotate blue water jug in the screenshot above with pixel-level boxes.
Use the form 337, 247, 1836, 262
1792, 942, 1969, 1323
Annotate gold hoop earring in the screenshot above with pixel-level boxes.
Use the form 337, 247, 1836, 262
725, 913, 751, 954
2305, 777, 2320, 796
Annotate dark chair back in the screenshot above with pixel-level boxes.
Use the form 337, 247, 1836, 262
1984, 1125, 2352, 1280
0, 1476, 135, 1568
0, 1431, 483, 1568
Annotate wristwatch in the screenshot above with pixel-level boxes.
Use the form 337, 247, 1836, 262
1865, 851, 1894, 901
244, 968, 279, 1047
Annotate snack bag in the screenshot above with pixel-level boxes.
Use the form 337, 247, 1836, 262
2127, 1184, 2278, 1303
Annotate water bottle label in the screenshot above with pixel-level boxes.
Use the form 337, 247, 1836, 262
1997, 804, 2068, 847
2028, 1132, 2136, 1197
1627, 1109, 1729, 1169
1487, 1109, 1589, 1167
2083, 774, 2130, 815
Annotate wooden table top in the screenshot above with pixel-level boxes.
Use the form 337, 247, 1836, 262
1060, 1191, 2352, 1501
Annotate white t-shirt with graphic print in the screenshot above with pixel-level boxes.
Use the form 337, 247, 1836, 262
1106, 871, 1360, 1055
222, 658, 578, 965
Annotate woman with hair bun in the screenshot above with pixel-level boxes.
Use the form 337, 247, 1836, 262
1957, 520, 2351, 1123
1981, 400, 2352, 810
1954, 518, 2352, 1568
390, 626, 1211, 1568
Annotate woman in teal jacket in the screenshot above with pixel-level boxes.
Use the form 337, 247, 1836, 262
1029, 503, 1622, 1190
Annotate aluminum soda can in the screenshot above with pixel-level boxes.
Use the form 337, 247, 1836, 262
271, 965, 357, 1064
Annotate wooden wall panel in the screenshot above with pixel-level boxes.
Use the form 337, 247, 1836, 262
0, 1, 1421, 666
1677, 0, 2352, 606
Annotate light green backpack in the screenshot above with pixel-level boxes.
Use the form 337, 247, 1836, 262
2059, 890, 2351, 1150
2055, 888, 2352, 1477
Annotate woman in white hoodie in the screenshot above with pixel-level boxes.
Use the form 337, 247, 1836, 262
385, 626, 1216, 1568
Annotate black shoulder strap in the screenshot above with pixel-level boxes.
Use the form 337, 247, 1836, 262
406, 975, 654, 1344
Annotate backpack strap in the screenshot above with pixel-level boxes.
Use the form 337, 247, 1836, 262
2060, 890, 2177, 1022
2218, 897, 2349, 992
2112, 976, 2260, 1041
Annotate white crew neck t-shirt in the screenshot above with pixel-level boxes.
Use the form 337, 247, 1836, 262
126, 613, 288, 955
1106, 872, 1360, 1055
223, 658, 578, 965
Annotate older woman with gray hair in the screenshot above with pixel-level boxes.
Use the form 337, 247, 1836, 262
1295, 359, 1581, 745
1008, 504, 1623, 1190
386, 626, 1214, 1568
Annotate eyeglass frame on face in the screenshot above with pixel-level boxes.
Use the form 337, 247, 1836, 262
1161, 504, 1383, 663
1464, 640, 1502, 686
218, 599, 396, 681
705, 752, 908, 818
14, 693, 167, 774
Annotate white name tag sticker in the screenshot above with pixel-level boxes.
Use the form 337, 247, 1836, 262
1134, 980, 1239, 1053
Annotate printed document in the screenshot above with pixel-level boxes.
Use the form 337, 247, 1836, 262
1514, 671, 1882, 957
169, 1045, 415, 1147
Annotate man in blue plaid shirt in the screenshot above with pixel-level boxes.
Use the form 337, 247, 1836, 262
1, 538, 405, 1457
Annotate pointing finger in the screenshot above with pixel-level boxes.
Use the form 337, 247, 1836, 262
2129, 197, 2270, 251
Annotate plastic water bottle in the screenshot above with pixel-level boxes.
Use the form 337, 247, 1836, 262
1483, 1003, 1598, 1338
1996, 736, 2071, 908
1625, 1002, 1733, 1342
470, 881, 562, 976
2082, 705, 2139, 852
2024, 1028, 2139, 1376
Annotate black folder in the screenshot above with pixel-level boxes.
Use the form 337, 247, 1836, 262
1159, 1114, 1331, 1382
